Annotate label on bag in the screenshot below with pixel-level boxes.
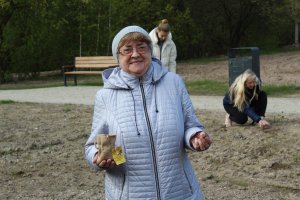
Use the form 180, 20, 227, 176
112, 146, 126, 165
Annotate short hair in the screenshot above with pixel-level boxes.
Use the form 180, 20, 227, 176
117, 32, 152, 53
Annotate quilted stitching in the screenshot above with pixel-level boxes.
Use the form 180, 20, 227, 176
85, 61, 205, 200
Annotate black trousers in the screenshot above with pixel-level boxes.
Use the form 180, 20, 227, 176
224, 91, 267, 124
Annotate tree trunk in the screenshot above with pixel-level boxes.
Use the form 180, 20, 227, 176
0, 2, 16, 83
95, 10, 100, 55
106, 2, 111, 56
295, 21, 299, 47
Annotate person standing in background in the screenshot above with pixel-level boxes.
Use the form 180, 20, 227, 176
149, 19, 177, 73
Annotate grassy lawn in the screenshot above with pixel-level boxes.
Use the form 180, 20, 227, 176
1, 48, 300, 96
0, 74, 103, 90
186, 80, 300, 96
0, 73, 299, 97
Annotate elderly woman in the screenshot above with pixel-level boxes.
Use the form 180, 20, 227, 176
85, 25, 212, 200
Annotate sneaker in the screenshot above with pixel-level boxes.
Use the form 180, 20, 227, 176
224, 113, 232, 127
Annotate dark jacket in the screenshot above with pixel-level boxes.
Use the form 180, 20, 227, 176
223, 88, 261, 122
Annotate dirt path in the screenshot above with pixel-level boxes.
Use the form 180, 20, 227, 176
0, 103, 299, 199
1, 87, 300, 114
1, 51, 300, 199
178, 51, 300, 86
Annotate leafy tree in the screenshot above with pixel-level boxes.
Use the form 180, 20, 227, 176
0, 0, 19, 82
284, 0, 300, 46
0, 0, 298, 83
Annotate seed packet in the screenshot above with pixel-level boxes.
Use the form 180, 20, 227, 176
112, 146, 126, 165
94, 134, 126, 165
94, 134, 116, 162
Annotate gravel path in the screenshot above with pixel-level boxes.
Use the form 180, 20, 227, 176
1, 86, 300, 114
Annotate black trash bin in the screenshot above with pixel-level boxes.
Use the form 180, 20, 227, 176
228, 47, 260, 85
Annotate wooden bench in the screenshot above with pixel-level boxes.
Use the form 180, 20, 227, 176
62, 56, 118, 86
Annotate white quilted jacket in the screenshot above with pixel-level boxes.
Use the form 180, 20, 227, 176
149, 28, 177, 73
85, 58, 205, 200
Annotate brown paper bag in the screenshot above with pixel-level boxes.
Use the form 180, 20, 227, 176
94, 134, 116, 162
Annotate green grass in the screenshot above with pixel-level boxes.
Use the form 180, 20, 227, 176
0, 74, 103, 90
0, 100, 15, 104
186, 80, 228, 95
63, 105, 72, 112
294, 155, 300, 163
185, 80, 300, 96
263, 85, 300, 96
1, 48, 300, 97
1, 74, 299, 97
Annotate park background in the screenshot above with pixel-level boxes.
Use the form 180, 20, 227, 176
1, 1, 300, 199
1, 0, 300, 83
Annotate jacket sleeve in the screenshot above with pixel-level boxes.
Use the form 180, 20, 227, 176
176, 76, 205, 150
168, 42, 177, 73
224, 91, 261, 122
84, 90, 108, 171
223, 92, 231, 105
243, 105, 261, 122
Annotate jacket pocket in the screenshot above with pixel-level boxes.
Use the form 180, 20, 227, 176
183, 168, 194, 197
118, 174, 126, 200
165, 167, 194, 199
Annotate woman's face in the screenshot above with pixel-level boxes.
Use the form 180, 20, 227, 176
118, 40, 151, 77
245, 78, 256, 90
157, 30, 168, 42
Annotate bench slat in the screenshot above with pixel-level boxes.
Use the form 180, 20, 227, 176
75, 56, 115, 61
75, 63, 117, 68
63, 56, 118, 86
64, 71, 103, 75
76, 60, 117, 64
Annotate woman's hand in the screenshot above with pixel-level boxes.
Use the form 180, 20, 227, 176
190, 132, 212, 151
93, 153, 116, 169
258, 119, 270, 129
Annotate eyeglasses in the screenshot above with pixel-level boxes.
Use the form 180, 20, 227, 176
118, 44, 149, 56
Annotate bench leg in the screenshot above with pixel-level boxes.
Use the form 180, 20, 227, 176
64, 74, 67, 86
74, 74, 77, 86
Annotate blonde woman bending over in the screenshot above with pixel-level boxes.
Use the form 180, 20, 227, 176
223, 69, 270, 129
